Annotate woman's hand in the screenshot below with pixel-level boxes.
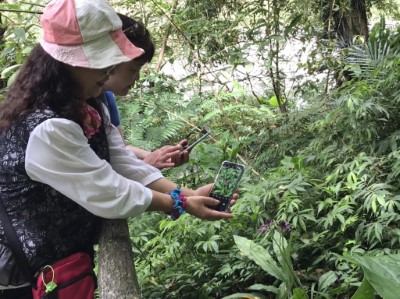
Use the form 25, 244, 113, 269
185, 196, 233, 221
147, 182, 239, 220
171, 139, 189, 167
193, 183, 239, 209
143, 140, 190, 170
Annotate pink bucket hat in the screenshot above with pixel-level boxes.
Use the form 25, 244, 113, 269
40, 0, 144, 69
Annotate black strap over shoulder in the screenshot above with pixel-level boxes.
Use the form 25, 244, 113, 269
0, 199, 34, 284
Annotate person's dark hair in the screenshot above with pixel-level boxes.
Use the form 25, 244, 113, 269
0, 44, 84, 131
118, 13, 155, 63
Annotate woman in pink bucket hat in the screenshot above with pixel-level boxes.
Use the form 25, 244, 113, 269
0, 0, 237, 298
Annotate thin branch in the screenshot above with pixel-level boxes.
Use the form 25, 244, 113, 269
0, 8, 42, 14
154, 0, 178, 73
19, 1, 45, 7
150, 0, 204, 74
244, 71, 262, 104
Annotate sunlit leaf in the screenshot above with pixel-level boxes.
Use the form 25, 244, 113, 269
345, 254, 400, 299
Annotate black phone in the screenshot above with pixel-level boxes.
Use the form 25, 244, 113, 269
181, 131, 211, 152
208, 161, 245, 212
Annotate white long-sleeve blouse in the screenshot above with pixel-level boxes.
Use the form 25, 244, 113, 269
25, 113, 163, 219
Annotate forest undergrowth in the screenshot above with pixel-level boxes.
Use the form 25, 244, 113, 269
118, 22, 400, 299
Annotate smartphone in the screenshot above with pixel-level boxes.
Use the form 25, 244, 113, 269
181, 131, 211, 152
208, 161, 245, 212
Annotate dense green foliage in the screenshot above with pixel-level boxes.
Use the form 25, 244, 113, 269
1, 0, 400, 298
120, 20, 400, 298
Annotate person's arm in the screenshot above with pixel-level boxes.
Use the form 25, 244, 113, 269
125, 144, 149, 159
146, 177, 193, 196
26, 119, 235, 221
146, 178, 238, 220
114, 124, 189, 169
125, 140, 190, 169
147, 188, 233, 221
106, 119, 237, 219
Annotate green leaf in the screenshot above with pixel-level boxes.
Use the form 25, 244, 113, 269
234, 235, 285, 281
7, 71, 19, 87
247, 284, 278, 294
284, 14, 302, 36
222, 293, 267, 299
345, 254, 400, 299
13, 28, 26, 42
351, 277, 375, 299
318, 271, 337, 292
291, 288, 308, 299
1, 64, 21, 79
371, 197, 377, 213
210, 241, 219, 253
268, 95, 278, 107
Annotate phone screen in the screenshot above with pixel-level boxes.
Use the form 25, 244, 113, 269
209, 161, 245, 212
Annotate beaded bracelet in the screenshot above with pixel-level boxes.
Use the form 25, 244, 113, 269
166, 187, 187, 220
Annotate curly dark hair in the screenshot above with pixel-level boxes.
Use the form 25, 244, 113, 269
118, 13, 155, 63
0, 44, 85, 131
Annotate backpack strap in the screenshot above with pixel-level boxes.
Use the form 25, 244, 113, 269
0, 199, 34, 284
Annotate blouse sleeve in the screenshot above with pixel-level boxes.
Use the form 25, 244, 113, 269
106, 121, 163, 186
25, 118, 162, 219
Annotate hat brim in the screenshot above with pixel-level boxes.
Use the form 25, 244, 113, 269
40, 28, 144, 69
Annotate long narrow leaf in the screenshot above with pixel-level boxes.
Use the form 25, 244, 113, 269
234, 235, 286, 281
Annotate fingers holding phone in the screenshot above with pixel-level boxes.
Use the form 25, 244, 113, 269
172, 139, 189, 167
144, 140, 191, 169
194, 183, 213, 197
143, 144, 181, 169
185, 196, 234, 221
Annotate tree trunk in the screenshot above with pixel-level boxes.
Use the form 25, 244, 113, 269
97, 219, 141, 299
321, 0, 370, 86
330, 0, 369, 47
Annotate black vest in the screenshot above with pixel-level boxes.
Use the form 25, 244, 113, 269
0, 107, 109, 286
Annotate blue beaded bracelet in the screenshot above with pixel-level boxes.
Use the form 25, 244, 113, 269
167, 187, 187, 220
